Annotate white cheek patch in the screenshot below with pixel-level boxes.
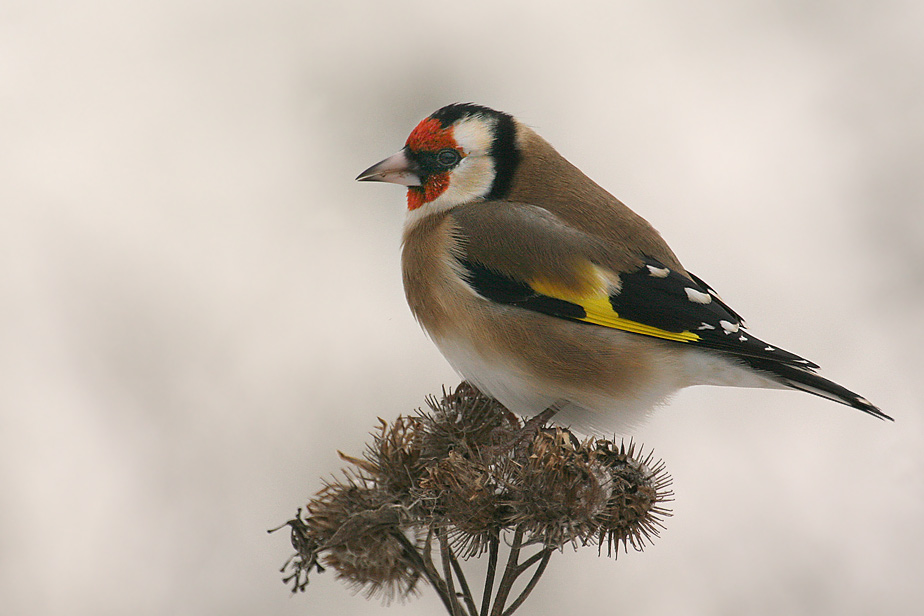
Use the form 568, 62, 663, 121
452, 117, 496, 155
444, 116, 498, 204
445, 156, 495, 201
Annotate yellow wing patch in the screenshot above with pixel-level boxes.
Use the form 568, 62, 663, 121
528, 260, 612, 303
577, 296, 700, 342
529, 262, 701, 344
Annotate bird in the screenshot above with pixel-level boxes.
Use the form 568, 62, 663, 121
356, 103, 891, 433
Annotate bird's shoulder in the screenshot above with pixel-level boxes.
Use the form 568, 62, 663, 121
447, 200, 662, 283
505, 127, 685, 271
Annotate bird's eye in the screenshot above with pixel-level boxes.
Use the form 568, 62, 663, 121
436, 148, 461, 167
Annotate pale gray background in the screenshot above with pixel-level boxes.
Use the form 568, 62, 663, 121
2, 1, 922, 615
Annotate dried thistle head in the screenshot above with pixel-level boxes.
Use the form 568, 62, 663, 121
284, 475, 423, 601
418, 382, 519, 463
506, 427, 613, 548
341, 415, 427, 501
418, 450, 515, 557
594, 440, 673, 556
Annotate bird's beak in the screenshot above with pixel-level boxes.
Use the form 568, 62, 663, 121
356, 149, 422, 187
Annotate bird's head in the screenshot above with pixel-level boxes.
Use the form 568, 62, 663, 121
357, 103, 521, 212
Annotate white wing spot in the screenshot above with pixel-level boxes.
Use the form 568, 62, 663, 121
739, 335, 748, 342
720, 320, 739, 334
647, 265, 670, 278
698, 322, 716, 330
764, 346, 776, 352
685, 288, 713, 304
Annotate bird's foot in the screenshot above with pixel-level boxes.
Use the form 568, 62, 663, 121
487, 404, 560, 459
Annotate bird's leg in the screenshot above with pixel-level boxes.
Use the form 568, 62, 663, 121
498, 404, 560, 458
520, 405, 559, 437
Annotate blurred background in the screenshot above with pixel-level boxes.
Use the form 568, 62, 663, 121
2, 1, 922, 614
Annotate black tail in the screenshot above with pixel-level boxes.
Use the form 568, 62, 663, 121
737, 355, 892, 421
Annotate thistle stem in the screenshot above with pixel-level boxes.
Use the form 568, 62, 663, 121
438, 528, 463, 616
445, 533, 478, 616
480, 534, 499, 616
393, 530, 455, 615
514, 548, 550, 575
502, 549, 552, 616
489, 527, 524, 616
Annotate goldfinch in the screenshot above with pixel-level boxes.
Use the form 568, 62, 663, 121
357, 103, 891, 433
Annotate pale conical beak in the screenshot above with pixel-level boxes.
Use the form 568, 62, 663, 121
355, 149, 421, 187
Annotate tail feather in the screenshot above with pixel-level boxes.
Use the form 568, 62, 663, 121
735, 355, 892, 421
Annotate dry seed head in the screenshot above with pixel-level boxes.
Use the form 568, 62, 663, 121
508, 428, 613, 548
594, 440, 673, 556
418, 382, 519, 463
301, 479, 423, 601
418, 450, 515, 556
348, 415, 427, 500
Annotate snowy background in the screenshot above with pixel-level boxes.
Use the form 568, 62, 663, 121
2, 1, 923, 614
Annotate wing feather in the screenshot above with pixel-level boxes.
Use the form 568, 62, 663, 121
452, 202, 817, 369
